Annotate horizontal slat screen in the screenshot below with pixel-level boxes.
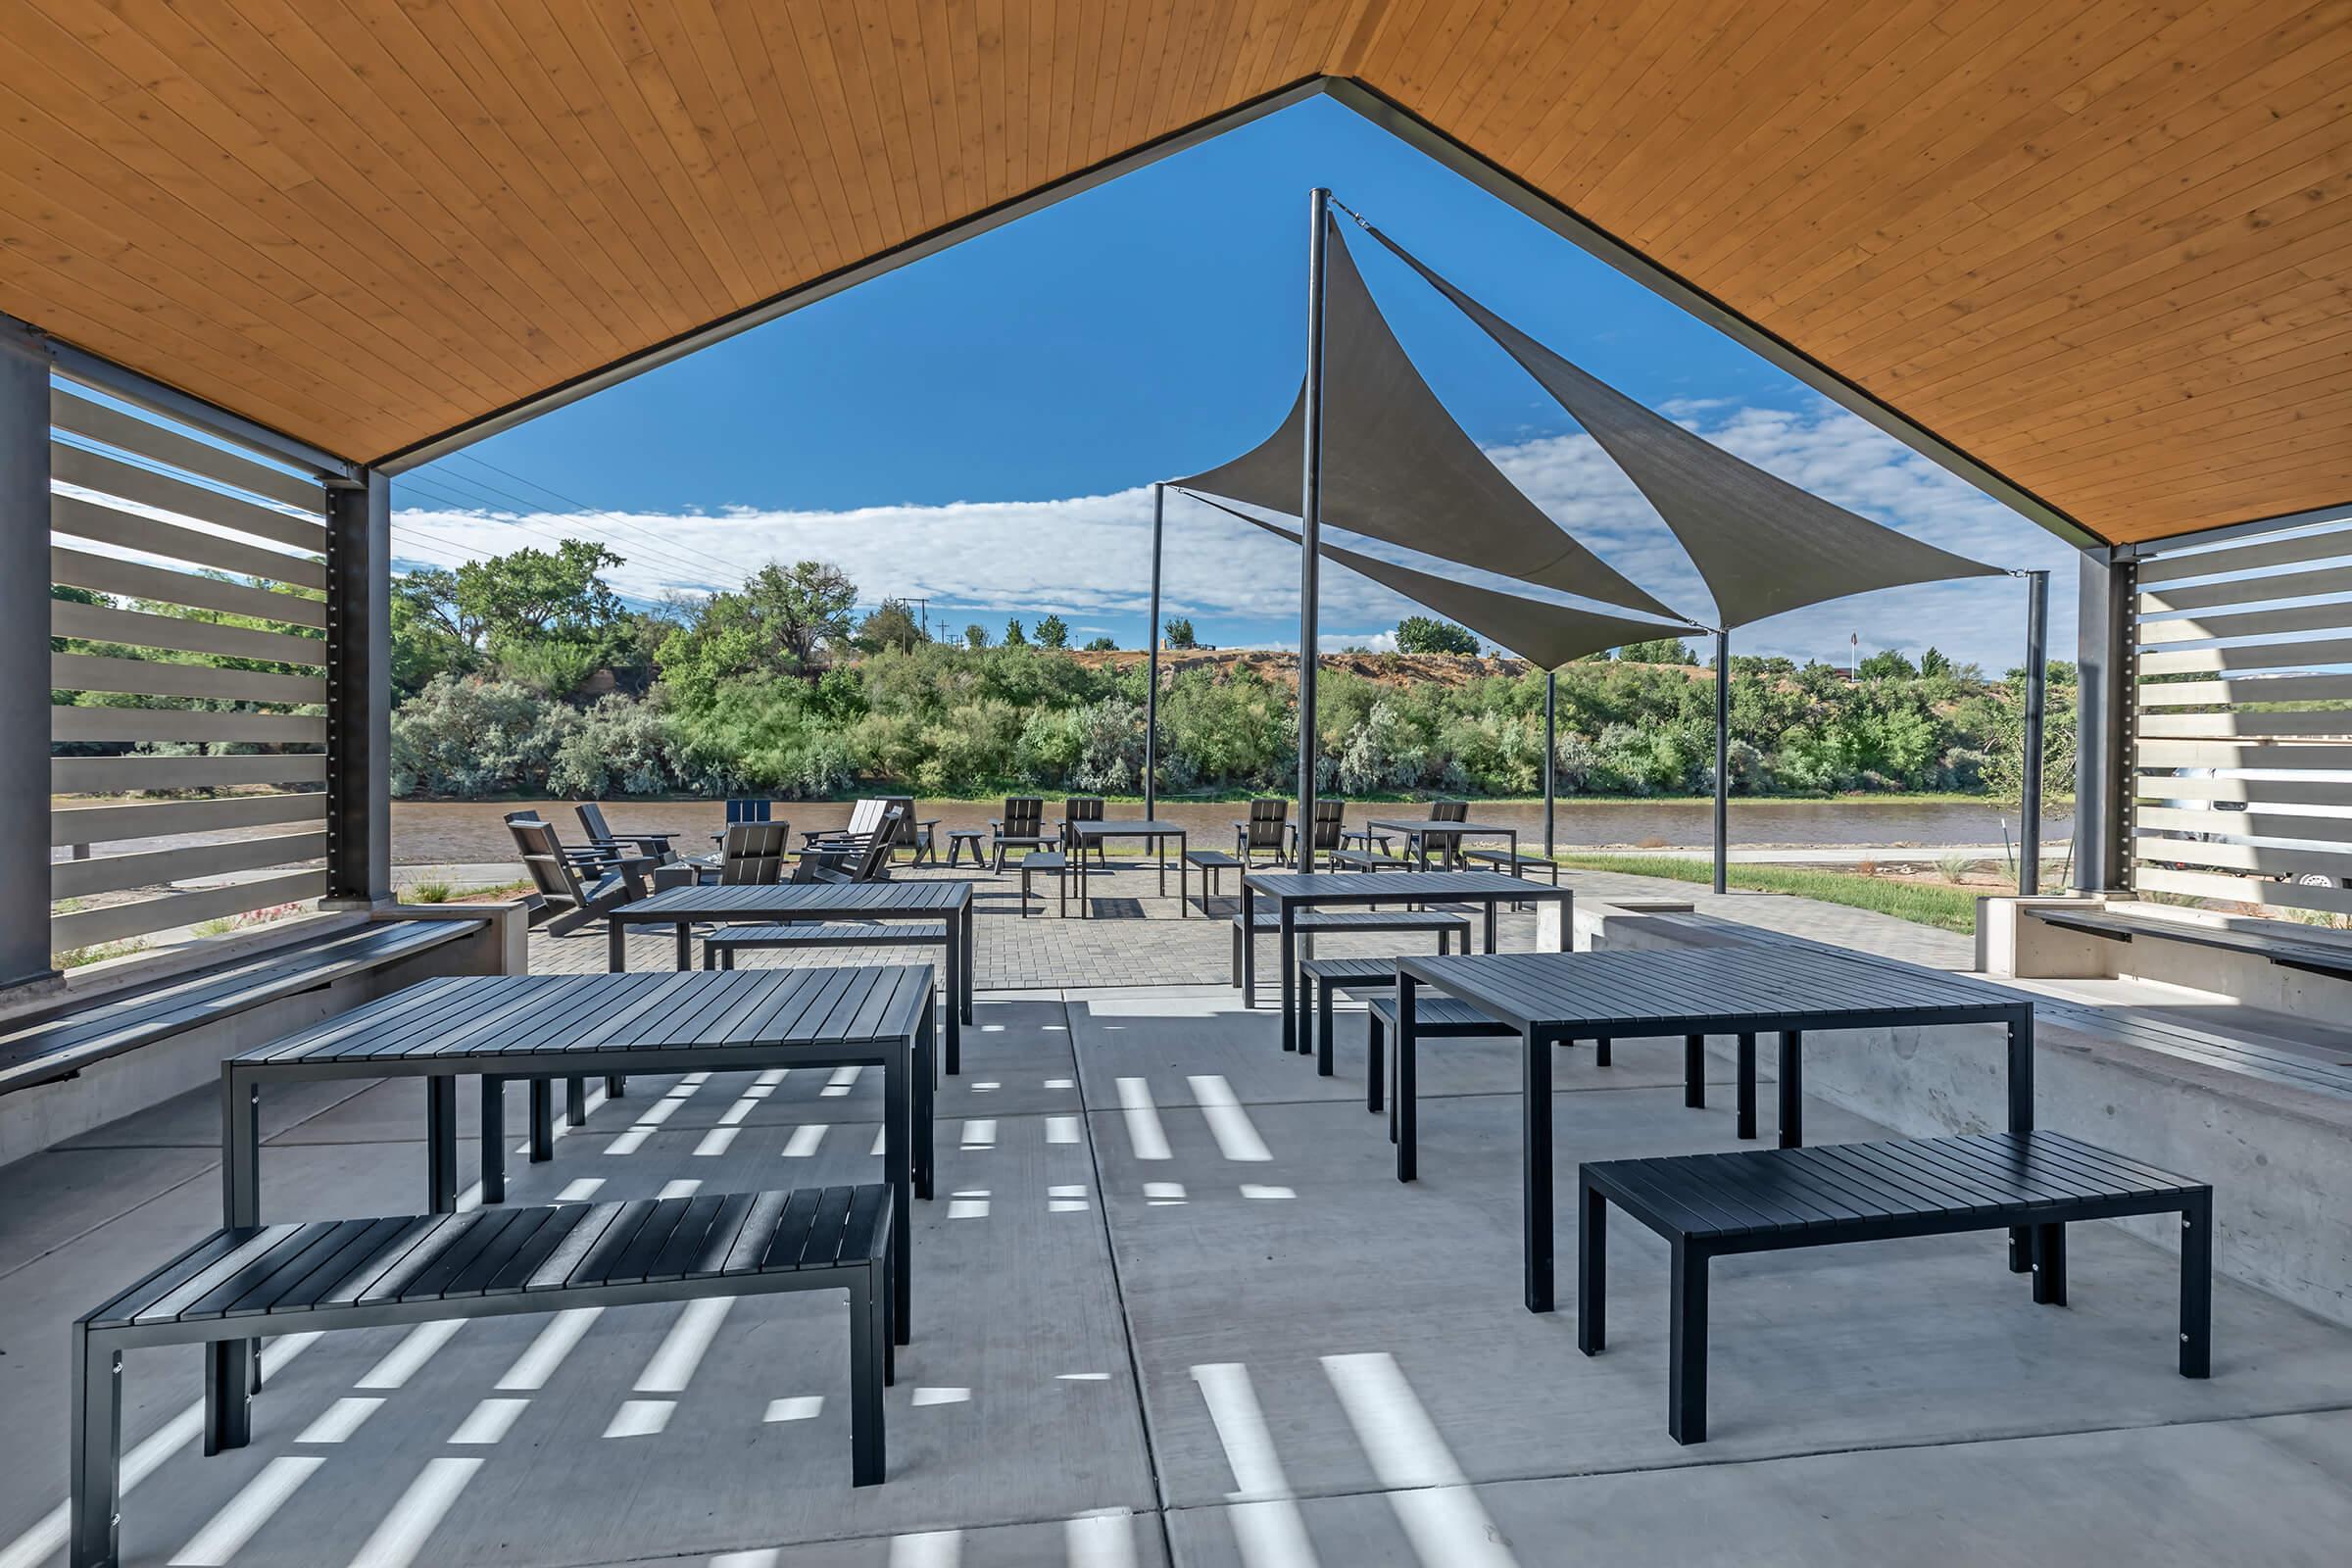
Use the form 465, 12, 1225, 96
48, 378, 334, 960
2130, 516, 2352, 924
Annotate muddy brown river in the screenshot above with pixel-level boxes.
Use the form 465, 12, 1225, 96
388, 797, 2069, 863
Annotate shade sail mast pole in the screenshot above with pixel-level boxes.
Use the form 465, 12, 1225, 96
1713, 630, 1731, 896
1544, 669, 1557, 859
1145, 481, 1165, 819
2019, 568, 2050, 895
1298, 188, 1329, 871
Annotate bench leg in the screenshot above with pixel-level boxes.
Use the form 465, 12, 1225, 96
1776, 1030, 1802, 1149
1316, 978, 1336, 1077
1396, 1023, 1417, 1182
1669, 1240, 1709, 1444
674, 921, 693, 971
72, 1324, 121, 1568
2032, 1222, 2068, 1306
566, 1075, 588, 1128
1594, 1036, 1611, 1068
1735, 1034, 1756, 1140
1578, 1176, 1606, 1354
426, 1075, 459, 1214
204, 1338, 251, 1455
606, 1074, 626, 1099
1367, 1013, 1385, 1115
480, 1076, 507, 1204
529, 1079, 554, 1161
850, 1273, 887, 1487
2180, 1194, 2212, 1378
1684, 1035, 1704, 1108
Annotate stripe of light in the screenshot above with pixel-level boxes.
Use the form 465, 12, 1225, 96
1064, 1508, 1140, 1568
497, 1307, 602, 1391
1115, 1078, 1171, 1160
782, 1124, 826, 1157
1189, 1076, 1273, 1161
448, 1397, 529, 1446
356, 1320, 464, 1390
296, 1396, 383, 1445
1321, 1352, 1518, 1568
636, 1297, 733, 1393
888, 1530, 961, 1566
168, 1455, 322, 1565
1191, 1362, 1318, 1568
344, 1456, 483, 1568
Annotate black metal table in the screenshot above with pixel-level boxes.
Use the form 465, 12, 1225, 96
1241, 870, 1571, 1054
1363, 817, 1520, 871
606, 881, 974, 1072
1392, 947, 2034, 1313
1070, 819, 1189, 914
218, 966, 935, 1399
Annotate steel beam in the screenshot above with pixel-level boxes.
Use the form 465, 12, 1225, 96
1298, 188, 1330, 871
2073, 550, 2135, 893
0, 335, 57, 990
324, 472, 392, 906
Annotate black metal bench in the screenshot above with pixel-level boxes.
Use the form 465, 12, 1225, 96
2028, 904, 2352, 982
702, 920, 952, 969
1182, 848, 1241, 913
1578, 1131, 2212, 1444
1363, 987, 1524, 1173
0, 918, 488, 1097
72, 1185, 896, 1566
1230, 908, 1472, 1006
1461, 847, 1562, 886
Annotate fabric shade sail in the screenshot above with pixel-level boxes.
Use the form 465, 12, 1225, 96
1361, 225, 2004, 631
1218, 503, 1698, 670
1174, 220, 1678, 621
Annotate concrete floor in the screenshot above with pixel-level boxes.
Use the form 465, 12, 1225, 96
7, 962, 2352, 1568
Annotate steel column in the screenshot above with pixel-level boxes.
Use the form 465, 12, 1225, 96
2073, 550, 2135, 893
1543, 669, 1557, 859
0, 336, 54, 989
1712, 630, 1731, 896
2019, 569, 2050, 895
323, 471, 392, 906
1145, 481, 1164, 818
1297, 188, 1330, 871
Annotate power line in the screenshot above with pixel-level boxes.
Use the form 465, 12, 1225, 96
440, 451, 750, 580
392, 473, 732, 591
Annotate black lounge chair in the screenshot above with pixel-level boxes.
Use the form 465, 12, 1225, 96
991, 796, 1054, 871
1058, 795, 1109, 865
796, 805, 904, 884
574, 801, 679, 862
1233, 798, 1289, 868
806, 798, 887, 852
874, 795, 940, 865
716, 820, 793, 884
1288, 799, 1348, 864
506, 813, 651, 936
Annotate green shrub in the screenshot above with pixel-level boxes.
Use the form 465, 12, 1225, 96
390, 675, 569, 798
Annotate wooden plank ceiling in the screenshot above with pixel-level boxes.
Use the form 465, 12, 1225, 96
1, 1, 2346, 544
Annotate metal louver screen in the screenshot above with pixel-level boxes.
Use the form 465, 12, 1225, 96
49, 381, 331, 956
2130, 518, 2352, 919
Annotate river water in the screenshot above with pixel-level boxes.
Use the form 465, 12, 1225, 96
391, 797, 2071, 864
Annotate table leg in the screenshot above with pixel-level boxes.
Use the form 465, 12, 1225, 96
914, 1011, 935, 1200
1240, 881, 1256, 1006
674, 920, 692, 971
1316, 975, 1336, 1077
1735, 1033, 1755, 1140
607, 916, 626, 972
1525, 1025, 1554, 1313
1278, 905, 1298, 1054
1396, 974, 1418, 1181
219, 1069, 261, 1415
1683, 1036, 1704, 1108
566, 1075, 587, 1128
529, 1079, 554, 1161
425, 1075, 459, 1213
1776, 1030, 1802, 1149
480, 1076, 507, 1204
1483, 900, 1497, 954
884, 1045, 911, 1346
961, 904, 975, 1024
2008, 1005, 2036, 1273
1577, 1173, 1606, 1353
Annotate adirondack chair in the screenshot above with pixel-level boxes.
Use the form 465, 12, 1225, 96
804, 798, 886, 851
1288, 799, 1348, 862
1058, 795, 1109, 865
793, 805, 904, 884
1429, 798, 1470, 866
716, 821, 792, 885
991, 796, 1053, 872
575, 801, 679, 862
1232, 798, 1289, 868
506, 813, 652, 936
874, 795, 939, 865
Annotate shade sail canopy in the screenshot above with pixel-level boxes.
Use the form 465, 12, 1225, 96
1175, 223, 1678, 621
1365, 227, 2006, 631
1219, 504, 1696, 670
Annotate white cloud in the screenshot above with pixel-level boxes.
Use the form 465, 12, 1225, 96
393, 395, 2078, 672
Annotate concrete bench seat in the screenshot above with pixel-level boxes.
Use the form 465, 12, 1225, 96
1230, 908, 1472, 1006
1579, 1131, 2211, 1444
2028, 903, 2352, 983
72, 1184, 896, 1564
0, 917, 489, 1100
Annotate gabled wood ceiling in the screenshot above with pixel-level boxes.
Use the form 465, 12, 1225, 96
2, 1, 2346, 544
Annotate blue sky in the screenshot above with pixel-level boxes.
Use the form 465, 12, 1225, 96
392, 95, 2080, 673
